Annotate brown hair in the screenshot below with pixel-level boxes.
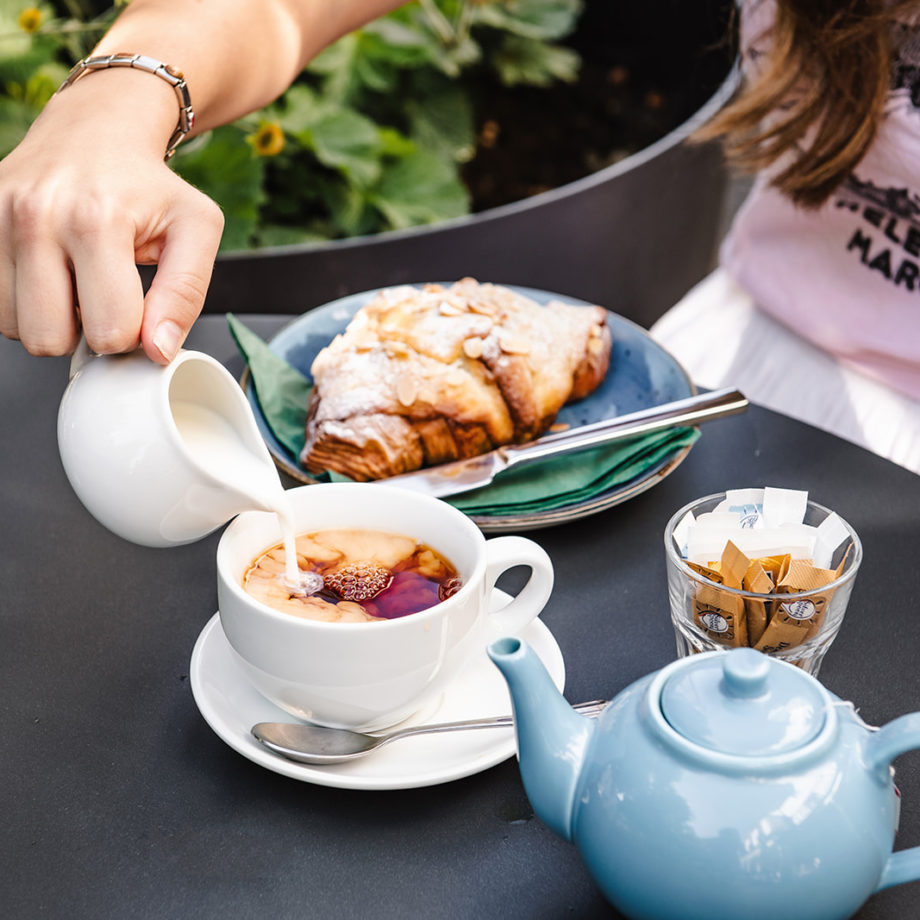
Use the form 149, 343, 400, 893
699, 0, 919, 208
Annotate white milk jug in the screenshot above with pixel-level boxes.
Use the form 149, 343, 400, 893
57, 343, 290, 548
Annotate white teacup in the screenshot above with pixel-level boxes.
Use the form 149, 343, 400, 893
217, 483, 554, 731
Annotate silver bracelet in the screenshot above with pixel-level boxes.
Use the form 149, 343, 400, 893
56, 53, 195, 161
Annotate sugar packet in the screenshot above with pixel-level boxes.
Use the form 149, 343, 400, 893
672, 488, 853, 656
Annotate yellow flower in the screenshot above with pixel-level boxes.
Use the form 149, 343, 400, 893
249, 121, 285, 157
17, 7, 42, 33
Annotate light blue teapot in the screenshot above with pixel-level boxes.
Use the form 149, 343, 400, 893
488, 639, 920, 920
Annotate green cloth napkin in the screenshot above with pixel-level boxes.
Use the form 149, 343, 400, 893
447, 426, 698, 515
228, 313, 312, 458
229, 314, 699, 516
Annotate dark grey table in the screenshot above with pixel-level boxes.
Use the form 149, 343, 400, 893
2, 316, 919, 919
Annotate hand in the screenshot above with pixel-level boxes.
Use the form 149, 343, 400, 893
0, 76, 224, 364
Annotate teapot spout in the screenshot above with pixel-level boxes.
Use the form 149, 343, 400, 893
488, 637, 595, 841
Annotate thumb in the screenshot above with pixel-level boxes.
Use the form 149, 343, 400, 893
140, 200, 224, 364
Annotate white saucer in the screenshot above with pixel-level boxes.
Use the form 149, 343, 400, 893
189, 591, 565, 790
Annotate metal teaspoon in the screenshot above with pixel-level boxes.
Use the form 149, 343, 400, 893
251, 698, 608, 765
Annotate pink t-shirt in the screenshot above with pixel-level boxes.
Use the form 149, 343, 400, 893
721, 2, 920, 400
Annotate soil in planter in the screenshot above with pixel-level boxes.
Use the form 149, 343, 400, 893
462, 0, 736, 213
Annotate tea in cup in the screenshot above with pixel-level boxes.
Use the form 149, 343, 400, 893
217, 482, 555, 730
242, 527, 463, 622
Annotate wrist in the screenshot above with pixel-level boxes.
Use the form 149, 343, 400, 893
53, 54, 194, 161
38, 66, 183, 161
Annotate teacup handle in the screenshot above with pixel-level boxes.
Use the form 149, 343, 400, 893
482, 536, 554, 637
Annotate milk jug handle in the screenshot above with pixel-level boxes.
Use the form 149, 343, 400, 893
870, 712, 920, 891
69, 336, 94, 379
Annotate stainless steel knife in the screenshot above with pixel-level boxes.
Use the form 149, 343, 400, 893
377, 387, 748, 499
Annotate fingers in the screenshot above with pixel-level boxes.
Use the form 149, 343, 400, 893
140, 192, 224, 365
0, 150, 223, 363
0, 212, 17, 342
0, 180, 222, 363
12, 240, 79, 356
1, 182, 144, 357
4, 188, 81, 355
67, 203, 145, 355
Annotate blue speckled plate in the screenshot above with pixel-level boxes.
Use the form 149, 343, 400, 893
243, 285, 696, 532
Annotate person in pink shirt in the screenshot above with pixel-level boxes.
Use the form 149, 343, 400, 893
652, 0, 920, 473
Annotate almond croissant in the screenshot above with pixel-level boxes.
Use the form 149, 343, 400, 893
300, 279, 612, 481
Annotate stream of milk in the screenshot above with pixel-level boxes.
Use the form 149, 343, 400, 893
171, 400, 302, 587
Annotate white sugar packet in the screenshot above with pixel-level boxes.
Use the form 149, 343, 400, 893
680, 487, 847, 566
813, 512, 851, 569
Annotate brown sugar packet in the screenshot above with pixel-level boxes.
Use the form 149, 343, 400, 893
686, 542, 749, 648
755, 554, 791, 586
720, 541, 749, 592
754, 558, 841, 654
742, 559, 774, 647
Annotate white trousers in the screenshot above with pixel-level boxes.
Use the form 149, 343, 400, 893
650, 269, 920, 476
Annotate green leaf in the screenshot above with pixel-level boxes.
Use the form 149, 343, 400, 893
474, 0, 584, 41
361, 17, 438, 68
307, 33, 372, 104
254, 223, 329, 248
427, 30, 481, 78
321, 174, 378, 237
378, 126, 417, 158
23, 61, 68, 106
297, 108, 384, 187
493, 34, 581, 87
172, 126, 266, 251
272, 84, 321, 134
370, 149, 469, 230
310, 21, 434, 106
0, 30, 56, 84
0, 96, 35, 157
406, 81, 475, 163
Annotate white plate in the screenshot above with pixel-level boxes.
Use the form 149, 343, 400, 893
189, 591, 565, 790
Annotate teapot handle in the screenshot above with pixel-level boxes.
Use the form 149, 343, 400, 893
869, 712, 920, 891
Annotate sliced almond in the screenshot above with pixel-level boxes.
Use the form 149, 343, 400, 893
468, 299, 496, 316
438, 300, 464, 316
499, 334, 530, 355
396, 375, 419, 407
588, 336, 606, 355
463, 337, 484, 359
353, 334, 376, 352
386, 340, 410, 358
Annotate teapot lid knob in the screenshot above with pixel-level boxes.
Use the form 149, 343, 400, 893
659, 649, 828, 757
721, 649, 770, 698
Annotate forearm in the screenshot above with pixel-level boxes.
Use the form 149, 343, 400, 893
91, 0, 409, 134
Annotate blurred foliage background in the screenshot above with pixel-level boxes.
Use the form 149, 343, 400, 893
0, 0, 585, 250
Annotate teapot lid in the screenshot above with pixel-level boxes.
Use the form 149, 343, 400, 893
659, 649, 827, 757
